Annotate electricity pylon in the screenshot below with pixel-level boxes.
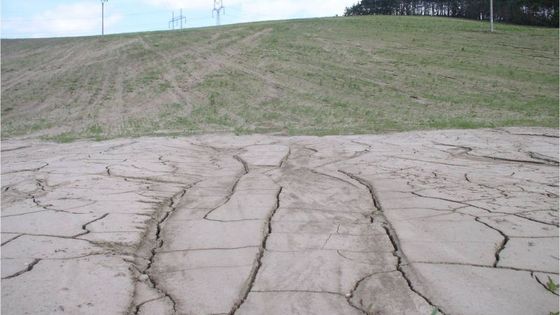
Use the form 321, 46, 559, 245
169, 9, 187, 30
212, 0, 225, 26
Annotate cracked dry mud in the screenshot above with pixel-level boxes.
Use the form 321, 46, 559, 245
1, 127, 558, 315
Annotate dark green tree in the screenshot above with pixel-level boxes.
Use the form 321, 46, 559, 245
344, 0, 558, 26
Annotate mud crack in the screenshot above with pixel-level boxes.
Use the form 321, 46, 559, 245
204, 155, 249, 220
434, 141, 556, 166
2, 258, 41, 280
345, 273, 374, 315
340, 170, 445, 314
473, 217, 509, 267
2, 162, 49, 175
229, 187, 283, 315
338, 170, 380, 222
131, 184, 195, 315
74, 213, 109, 238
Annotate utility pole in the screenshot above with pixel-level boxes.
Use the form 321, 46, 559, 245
101, 0, 108, 35
490, 0, 494, 32
168, 9, 187, 30
212, 0, 225, 26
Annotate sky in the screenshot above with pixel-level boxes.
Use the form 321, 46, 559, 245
1, 0, 357, 38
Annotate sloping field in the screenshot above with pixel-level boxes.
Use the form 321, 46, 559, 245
1, 16, 558, 140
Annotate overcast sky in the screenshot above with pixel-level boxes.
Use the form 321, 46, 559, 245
1, 0, 357, 38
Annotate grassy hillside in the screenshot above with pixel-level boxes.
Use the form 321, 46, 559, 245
1, 16, 558, 140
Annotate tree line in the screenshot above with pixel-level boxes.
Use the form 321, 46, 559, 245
344, 0, 558, 27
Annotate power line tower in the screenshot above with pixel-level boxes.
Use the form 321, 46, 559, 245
212, 0, 225, 26
169, 9, 187, 30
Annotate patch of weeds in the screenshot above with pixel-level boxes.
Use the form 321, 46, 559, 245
207, 92, 221, 114
158, 82, 172, 92
86, 124, 103, 135
425, 117, 493, 130
159, 102, 184, 119
168, 102, 183, 110
120, 118, 159, 136
84, 124, 105, 140
262, 111, 281, 120
208, 92, 218, 106
29, 119, 53, 132
172, 116, 197, 130
124, 80, 135, 93
333, 101, 349, 108
546, 276, 559, 294
42, 132, 79, 143
141, 69, 160, 84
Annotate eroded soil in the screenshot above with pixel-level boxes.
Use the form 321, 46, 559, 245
1, 128, 558, 314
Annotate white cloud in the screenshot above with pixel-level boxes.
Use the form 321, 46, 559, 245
2, 3, 122, 38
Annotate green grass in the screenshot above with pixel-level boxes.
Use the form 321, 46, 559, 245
547, 276, 559, 294
42, 132, 81, 143
1, 16, 558, 140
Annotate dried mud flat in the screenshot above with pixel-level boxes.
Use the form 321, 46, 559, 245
1, 127, 558, 315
